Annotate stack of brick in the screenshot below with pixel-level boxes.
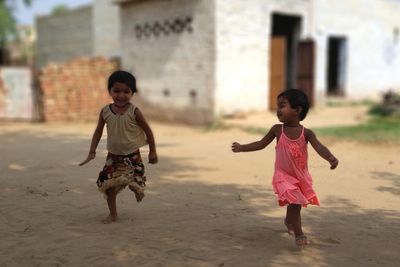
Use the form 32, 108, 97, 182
39, 57, 119, 122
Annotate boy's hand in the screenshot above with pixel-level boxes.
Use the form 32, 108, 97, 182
148, 151, 158, 164
328, 156, 338, 169
231, 142, 242, 152
79, 152, 96, 166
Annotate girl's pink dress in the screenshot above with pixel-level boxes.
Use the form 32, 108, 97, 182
272, 125, 320, 207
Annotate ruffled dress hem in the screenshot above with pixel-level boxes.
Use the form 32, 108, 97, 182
277, 194, 320, 207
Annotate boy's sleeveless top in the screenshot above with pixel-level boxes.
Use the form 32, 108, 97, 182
272, 125, 320, 207
102, 104, 147, 155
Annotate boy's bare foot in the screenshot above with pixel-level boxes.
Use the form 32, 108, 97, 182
101, 215, 117, 224
284, 218, 295, 235
295, 235, 311, 246
129, 185, 145, 202
134, 190, 144, 202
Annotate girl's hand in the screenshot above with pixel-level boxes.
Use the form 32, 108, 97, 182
148, 151, 158, 164
79, 152, 96, 166
231, 142, 242, 152
328, 156, 338, 169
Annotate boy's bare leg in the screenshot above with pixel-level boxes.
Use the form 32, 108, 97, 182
102, 188, 118, 224
287, 204, 310, 245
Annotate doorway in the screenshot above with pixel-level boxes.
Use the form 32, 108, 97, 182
269, 13, 301, 109
327, 37, 347, 96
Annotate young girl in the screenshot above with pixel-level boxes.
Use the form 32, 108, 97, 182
232, 89, 338, 246
80, 70, 158, 224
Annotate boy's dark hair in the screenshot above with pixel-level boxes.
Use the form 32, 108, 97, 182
278, 89, 310, 120
108, 70, 137, 93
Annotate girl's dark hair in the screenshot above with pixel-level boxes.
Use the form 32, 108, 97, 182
107, 70, 137, 93
278, 89, 310, 120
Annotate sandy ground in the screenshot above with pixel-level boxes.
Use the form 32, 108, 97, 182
223, 105, 369, 129
1, 106, 399, 267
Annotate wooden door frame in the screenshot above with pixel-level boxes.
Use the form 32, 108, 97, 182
269, 36, 286, 110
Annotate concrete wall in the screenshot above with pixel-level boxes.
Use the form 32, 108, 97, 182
119, 0, 215, 124
36, 6, 93, 69
93, 0, 121, 58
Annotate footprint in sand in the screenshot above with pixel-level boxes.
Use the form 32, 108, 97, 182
311, 237, 341, 247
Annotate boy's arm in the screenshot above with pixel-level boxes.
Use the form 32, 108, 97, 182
306, 129, 338, 169
79, 111, 105, 166
232, 125, 278, 152
135, 108, 158, 164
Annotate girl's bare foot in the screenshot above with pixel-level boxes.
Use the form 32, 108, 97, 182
101, 215, 117, 224
284, 218, 295, 235
295, 234, 311, 246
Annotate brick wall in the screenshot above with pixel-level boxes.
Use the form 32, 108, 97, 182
39, 57, 119, 122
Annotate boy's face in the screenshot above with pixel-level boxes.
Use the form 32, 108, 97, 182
109, 82, 133, 107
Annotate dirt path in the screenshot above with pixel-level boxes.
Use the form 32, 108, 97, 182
0, 117, 399, 266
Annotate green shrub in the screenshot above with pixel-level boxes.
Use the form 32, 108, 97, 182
368, 90, 400, 117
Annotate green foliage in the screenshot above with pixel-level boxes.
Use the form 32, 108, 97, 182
368, 105, 395, 117
0, 0, 31, 45
203, 119, 232, 132
0, 1, 15, 45
314, 117, 400, 143
326, 99, 374, 107
368, 90, 400, 117
51, 4, 68, 15
237, 118, 400, 144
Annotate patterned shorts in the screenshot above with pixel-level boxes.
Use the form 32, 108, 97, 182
97, 150, 146, 197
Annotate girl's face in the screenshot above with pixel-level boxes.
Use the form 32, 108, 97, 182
109, 82, 133, 107
276, 96, 300, 124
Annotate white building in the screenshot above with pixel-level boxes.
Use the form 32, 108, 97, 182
116, 0, 400, 123
35, 0, 400, 123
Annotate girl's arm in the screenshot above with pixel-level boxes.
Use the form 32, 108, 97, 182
79, 111, 105, 166
232, 124, 278, 152
135, 108, 158, 164
306, 129, 338, 169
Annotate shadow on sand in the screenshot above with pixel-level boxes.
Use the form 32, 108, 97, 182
0, 127, 399, 267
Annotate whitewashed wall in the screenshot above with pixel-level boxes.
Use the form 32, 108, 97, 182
314, 0, 400, 100
215, 0, 310, 114
120, 0, 215, 123
0, 68, 33, 120
215, 0, 400, 114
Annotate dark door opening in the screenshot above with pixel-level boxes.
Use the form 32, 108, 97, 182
271, 14, 301, 90
327, 37, 347, 96
269, 13, 301, 109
